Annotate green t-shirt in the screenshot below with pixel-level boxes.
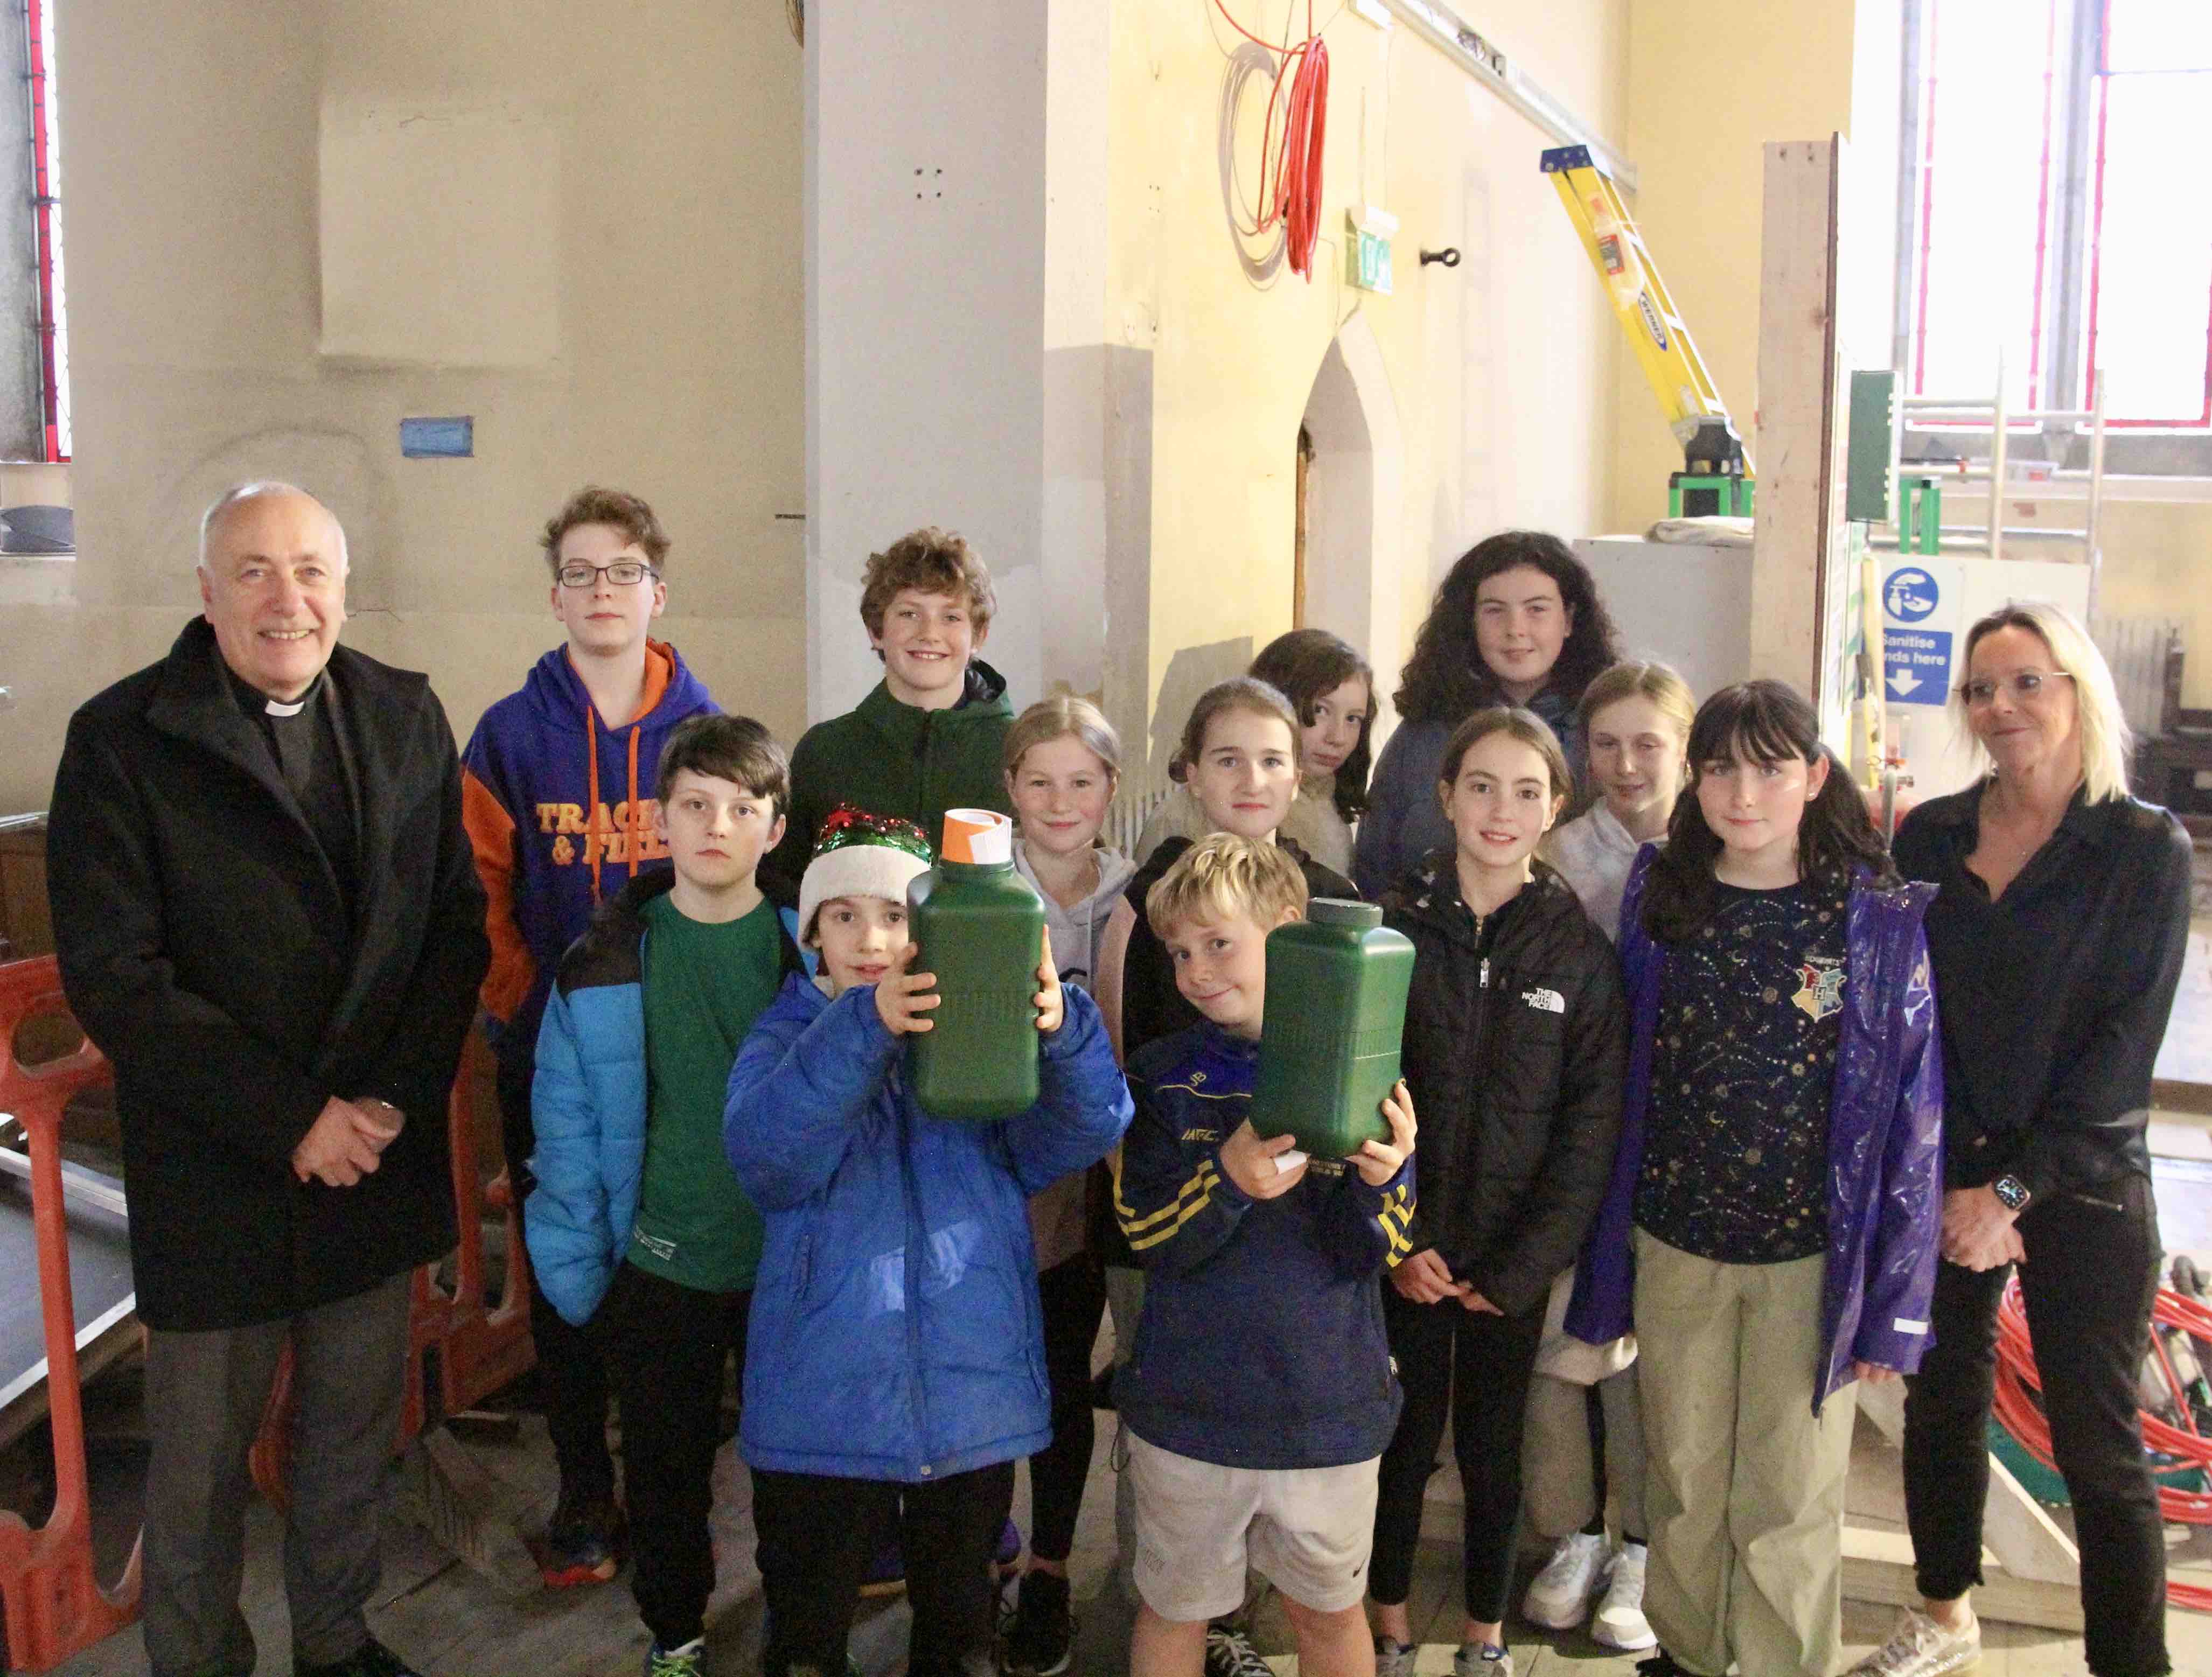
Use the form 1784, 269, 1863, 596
629, 892, 784, 1292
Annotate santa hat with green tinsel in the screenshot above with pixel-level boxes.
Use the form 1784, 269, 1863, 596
798, 805, 935, 940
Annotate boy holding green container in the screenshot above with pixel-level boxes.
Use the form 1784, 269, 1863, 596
723, 809, 1132, 1677
1112, 834, 1417, 1677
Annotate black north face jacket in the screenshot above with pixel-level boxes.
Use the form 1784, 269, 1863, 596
1383, 853, 1628, 1317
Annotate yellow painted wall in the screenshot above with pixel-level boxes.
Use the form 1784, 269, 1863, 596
1986, 494, 2212, 709
0, 2, 803, 814
0, 463, 68, 508
1607, 0, 1894, 534
1612, 3, 2212, 716
2098, 505, 2212, 708
1106, 1, 1629, 770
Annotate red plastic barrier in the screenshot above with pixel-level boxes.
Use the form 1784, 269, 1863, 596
250, 1029, 536, 1507
435, 1032, 538, 1416
0, 957, 142, 1673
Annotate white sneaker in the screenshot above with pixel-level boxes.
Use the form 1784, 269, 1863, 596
1521, 1531, 1608, 1630
1372, 1638, 1419, 1677
1589, 1541, 1657, 1652
1846, 1608, 1981, 1676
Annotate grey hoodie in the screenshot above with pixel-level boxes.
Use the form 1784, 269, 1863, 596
1015, 840, 1138, 997
1014, 838, 1137, 1270
1539, 799, 1644, 944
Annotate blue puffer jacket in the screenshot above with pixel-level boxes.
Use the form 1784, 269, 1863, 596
1566, 847, 1945, 1408
724, 974, 1132, 1482
522, 872, 804, 1327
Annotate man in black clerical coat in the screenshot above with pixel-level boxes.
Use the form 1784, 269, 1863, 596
47, 482, 489, 1677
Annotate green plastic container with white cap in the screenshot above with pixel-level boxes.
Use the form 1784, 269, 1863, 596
907, 808, 1046, 1120
1253, 897, 1415, 1157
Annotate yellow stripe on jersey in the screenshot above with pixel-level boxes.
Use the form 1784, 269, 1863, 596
1376, 1184, 1414, 1264
1129, 1169, 1223, 1251
1112, 1143, 1220, 1238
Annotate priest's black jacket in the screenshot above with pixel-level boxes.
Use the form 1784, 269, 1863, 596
46, 617, 491, 1330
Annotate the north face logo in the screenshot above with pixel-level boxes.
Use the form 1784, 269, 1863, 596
1521, 987, 1566, 1014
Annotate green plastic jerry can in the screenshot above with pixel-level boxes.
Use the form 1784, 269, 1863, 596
906, 810, 1046, 1120
1253, 898, 1415, 1156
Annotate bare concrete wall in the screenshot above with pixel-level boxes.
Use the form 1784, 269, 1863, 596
0, 2, 804, 813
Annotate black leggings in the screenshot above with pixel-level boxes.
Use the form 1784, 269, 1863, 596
753, 1461, 1016, 1677
1028, 1254, 1107, 1563
1370, 1287, 1547, 1623
1902, 1175, 2167, 1677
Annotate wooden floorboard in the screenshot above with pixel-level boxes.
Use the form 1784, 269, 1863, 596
33, 1130, 2212, 1677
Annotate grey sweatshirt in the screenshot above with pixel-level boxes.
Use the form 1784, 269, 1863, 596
1015, 838, 1137, 1270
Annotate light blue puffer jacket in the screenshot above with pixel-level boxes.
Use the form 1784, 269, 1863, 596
724, 973, 1132, 1482
523, 872, 803, 1326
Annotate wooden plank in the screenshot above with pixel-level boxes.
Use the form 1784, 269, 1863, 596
1749, 138, 1842, 697
1853, 1375, 2080, 1588
2155, 1080, 2212, 1119
1977, 1456, 2081, 1588
0, 819, 52, 961
1842, 1525, 2084, 1633
1856, 1370, 1906, 1445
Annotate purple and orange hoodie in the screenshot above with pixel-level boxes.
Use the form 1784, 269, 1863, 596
461, 639, 717, 1068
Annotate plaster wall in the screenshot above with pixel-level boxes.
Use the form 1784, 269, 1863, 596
1, 1, 804, 814
1106, 0, 1630, 784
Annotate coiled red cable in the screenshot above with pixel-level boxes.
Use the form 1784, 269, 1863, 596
1992, 1276, 2212, 1610
1216, 2, 1330, 279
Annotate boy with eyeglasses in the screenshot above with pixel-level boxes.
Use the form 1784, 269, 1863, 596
462, 485, 720, 1589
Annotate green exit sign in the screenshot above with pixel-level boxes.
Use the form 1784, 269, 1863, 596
1348, 227, 1393, 295
1345, 205, 1397, 295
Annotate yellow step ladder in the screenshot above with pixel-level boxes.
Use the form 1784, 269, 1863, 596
1543, 143, 1754, 517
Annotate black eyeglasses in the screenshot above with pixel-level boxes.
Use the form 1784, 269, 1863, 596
1958, 670, 2072, 707
557, 561, 659, 589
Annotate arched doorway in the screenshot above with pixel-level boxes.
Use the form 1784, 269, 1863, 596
1293, 313, 1405, 723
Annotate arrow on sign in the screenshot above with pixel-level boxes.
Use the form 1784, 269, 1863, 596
1888, 669, 1922, 697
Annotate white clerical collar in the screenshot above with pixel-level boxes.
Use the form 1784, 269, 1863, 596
262, 672, 324, 718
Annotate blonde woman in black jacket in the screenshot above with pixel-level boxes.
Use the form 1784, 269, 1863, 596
1365, 708, 1629, 1677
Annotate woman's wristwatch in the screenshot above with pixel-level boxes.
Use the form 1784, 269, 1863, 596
1991, 1174, 2032, 1213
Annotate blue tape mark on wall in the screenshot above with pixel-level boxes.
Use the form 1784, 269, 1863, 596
400, 416, 473, 458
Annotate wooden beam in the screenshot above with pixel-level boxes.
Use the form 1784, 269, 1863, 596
1979, 1455, 2083, 1587
1843, 1525, 2085, 1633
1855, 1375, 2081, 1590
1749, 137, 1844, 697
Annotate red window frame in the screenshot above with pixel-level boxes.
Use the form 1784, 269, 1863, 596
2082, 0, 2212, 429
1908, 0, 2212, 430
1907, 0, 2064, 411
26, 0, 66, 464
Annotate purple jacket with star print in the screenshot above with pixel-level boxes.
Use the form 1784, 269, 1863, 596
1565, 846, 1945, 1410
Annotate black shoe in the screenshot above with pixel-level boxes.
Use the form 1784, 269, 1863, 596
1634, 1653, 1691, 1677
296, 1639, 425, 1677
1000, 1571, 1074, 1676
538, 1484, 625, 1588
